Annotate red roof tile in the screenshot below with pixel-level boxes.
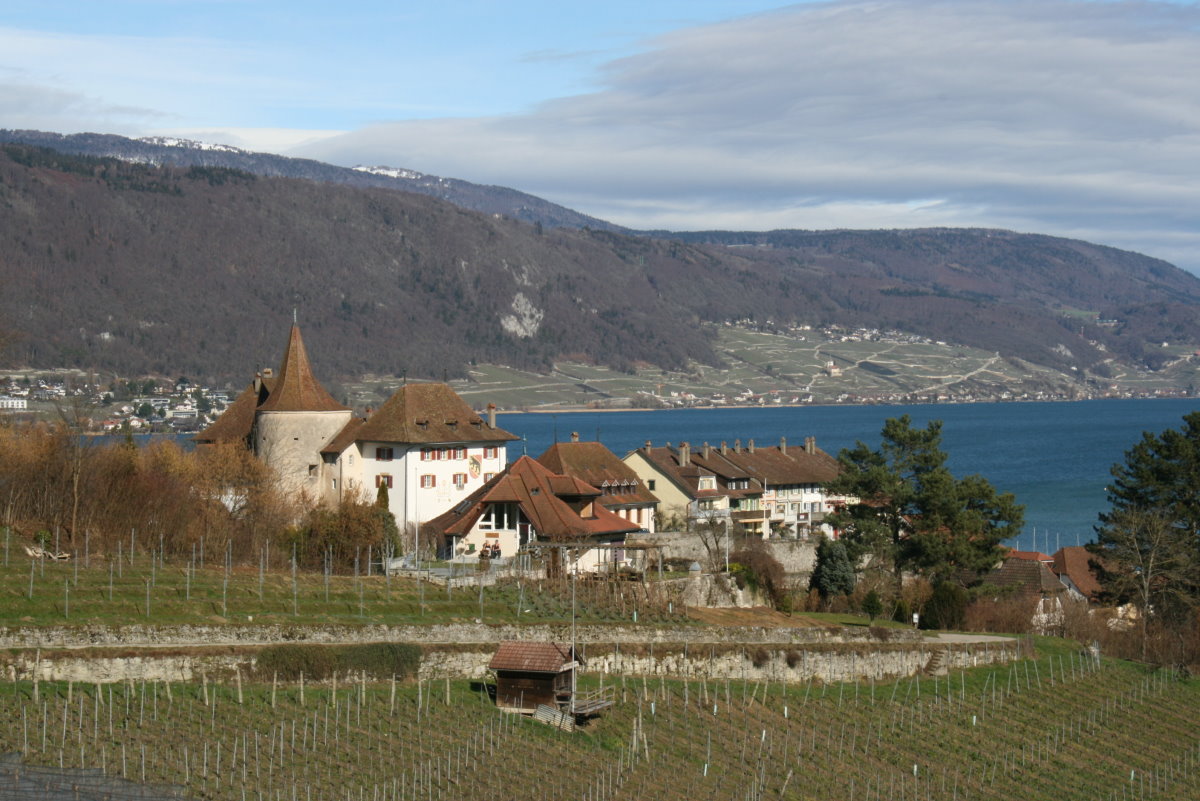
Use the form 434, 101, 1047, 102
427, 456, 639, 543
488, 641, 573, 673
193, 379, 273, 445
1052, 546, 1104, 601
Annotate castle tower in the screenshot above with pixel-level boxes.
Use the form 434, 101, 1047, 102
253, 324, 352, 501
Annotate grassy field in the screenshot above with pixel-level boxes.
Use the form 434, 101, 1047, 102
0, 649, 1195, 799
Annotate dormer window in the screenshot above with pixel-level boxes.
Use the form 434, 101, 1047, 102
698, 476, 715, 490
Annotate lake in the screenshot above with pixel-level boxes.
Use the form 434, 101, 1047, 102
497, 398, 1200, 552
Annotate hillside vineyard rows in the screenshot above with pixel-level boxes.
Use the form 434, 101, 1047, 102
1, 648, 1198, 800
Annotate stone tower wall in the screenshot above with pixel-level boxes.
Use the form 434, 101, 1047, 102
255, 409, 353, 501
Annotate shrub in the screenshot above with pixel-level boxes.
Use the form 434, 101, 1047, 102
892, 598, 911, 625
922, 581, 969, 630
256, 643, 422, 681
809, 537, 856, 599
729, 542, 789, 611
749, 646, 771, 668
862, 590, 883, 622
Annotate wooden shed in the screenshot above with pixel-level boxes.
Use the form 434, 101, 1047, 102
488, 641, 578, 714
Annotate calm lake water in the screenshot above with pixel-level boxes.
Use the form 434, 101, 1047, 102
498, 398, 1200, 552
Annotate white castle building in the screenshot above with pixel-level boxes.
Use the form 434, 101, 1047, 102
196, 324, 517, 532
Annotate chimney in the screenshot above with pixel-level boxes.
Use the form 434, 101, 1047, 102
780, 436, 787, 455
254, 371, 262, 395
748, 439, 756, 454
734, 439, 741, 453
805, 436, 816, 455
679, 441, 690, 467
487, 402, 496, 428
702, 442, 711, 460
645, 440, 652, 451
720, 441, 728, 455
570, 431, 580, 442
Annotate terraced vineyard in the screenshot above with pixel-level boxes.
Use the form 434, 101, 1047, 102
0, 551, 689, 628
0, 649, 1196, 800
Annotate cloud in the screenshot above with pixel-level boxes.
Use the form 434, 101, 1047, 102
295, 0, 1200, 271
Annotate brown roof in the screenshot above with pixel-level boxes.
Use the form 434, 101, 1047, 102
716, 441, 840, 486
1007, 550, 1053, 563
633, 445, 727, 500
980, 557, 1066, 598
427, 456, 639, 542
355, 382, 517, 445
193, 379, 273, 445
1051, 546, 1103, 601
320, 417, 367, 455
257, 325, 348, 413
537, 441, 660, 509
488, 641, 574, 673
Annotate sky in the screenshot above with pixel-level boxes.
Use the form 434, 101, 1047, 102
2, 0, 1200, 271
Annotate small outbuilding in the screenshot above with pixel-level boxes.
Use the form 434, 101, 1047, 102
488, 641, 578, 714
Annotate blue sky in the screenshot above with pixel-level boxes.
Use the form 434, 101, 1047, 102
3, 1, 1200, 271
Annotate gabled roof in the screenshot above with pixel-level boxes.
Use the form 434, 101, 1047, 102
537, 441, 659, 508
630, 445, 726, 501
355, 382, 517, 445
427, 456, 639, 542
257, 325, 348, 413
193, 379, 273, 444
1051, 546, 1103, 601
488, 641, 574, 673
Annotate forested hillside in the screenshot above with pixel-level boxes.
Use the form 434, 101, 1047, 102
1, 143, 1198, 386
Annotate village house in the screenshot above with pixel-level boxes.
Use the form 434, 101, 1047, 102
622, 437, 842, 537
195, 323, 516, 533
423, 455, 639, 574
536, 434, 659, 533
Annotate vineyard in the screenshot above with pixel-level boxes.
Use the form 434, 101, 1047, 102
0, 545, 691, 628
0, 647, 1197, 800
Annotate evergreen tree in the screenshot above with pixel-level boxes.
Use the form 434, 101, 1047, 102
1092, 412, 1200, 628
810, 537, 856, 598
826, 415, 1023, 587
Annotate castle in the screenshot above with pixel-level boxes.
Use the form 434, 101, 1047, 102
196, 324, 517, 532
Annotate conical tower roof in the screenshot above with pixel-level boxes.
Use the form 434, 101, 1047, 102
257, 324, 348, 412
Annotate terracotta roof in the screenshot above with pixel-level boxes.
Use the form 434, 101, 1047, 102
257, 325, 348, 413
1051, 546, 1103, 601
537, 441, 660, 509
193, 379, 273, 444
355, 382, 517, 445
488, 641, 574, 673
427, 456, 639, 543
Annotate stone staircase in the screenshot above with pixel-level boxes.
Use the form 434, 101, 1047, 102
923, 647, 950, 676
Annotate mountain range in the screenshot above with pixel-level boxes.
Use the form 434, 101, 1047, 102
1, 131, 1198, 393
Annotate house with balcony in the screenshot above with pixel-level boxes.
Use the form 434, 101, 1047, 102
623, 437, 843, 537
424, 455, 639, 574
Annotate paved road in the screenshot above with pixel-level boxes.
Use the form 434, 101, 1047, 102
925, 632, 1017, 644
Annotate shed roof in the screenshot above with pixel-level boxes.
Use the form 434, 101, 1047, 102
488, 641, 574, 673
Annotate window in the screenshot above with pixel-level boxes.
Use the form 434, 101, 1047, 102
420, 474, 436, 489
375, 447, 393, 461
307, 464, 317, 477
647, 479, 656, 491
452, 447, 467, 460
484, 472, 496, 482
698, 476, 715, 490
375, 474, 393, 489
698, 499, 716, 511
331, 479, 338, 490
452, 472, 468, 489
420, 448, 435, 461
483, 446, 498, 460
